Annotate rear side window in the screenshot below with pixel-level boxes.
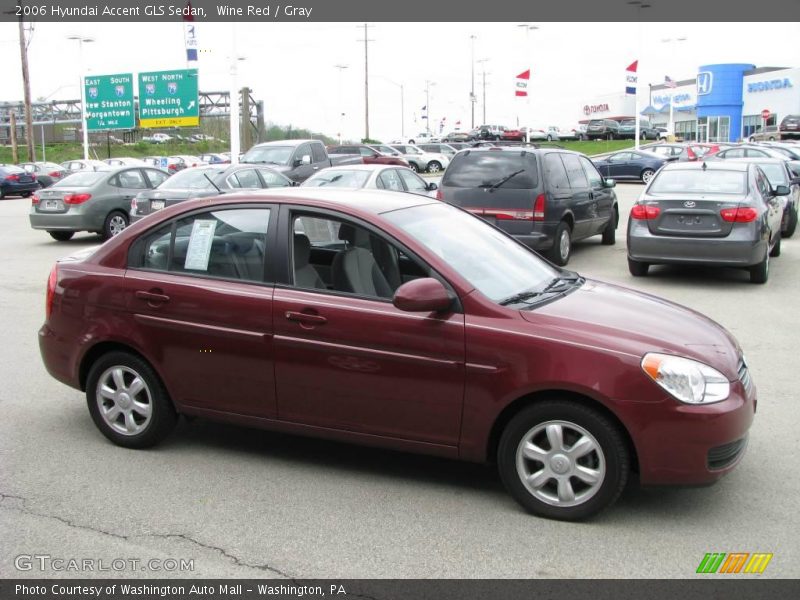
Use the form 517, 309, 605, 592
442, 152, 538, 189
561, 154, 589, 189
543, 154, 570, 190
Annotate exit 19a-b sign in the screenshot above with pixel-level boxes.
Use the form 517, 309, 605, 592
138, 69, 199, 128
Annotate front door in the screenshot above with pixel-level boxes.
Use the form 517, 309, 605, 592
124, 205, 277, 418
272, 209, 466, 446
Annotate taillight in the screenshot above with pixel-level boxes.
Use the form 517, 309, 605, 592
631, 204, 661, 220
63, 193, 92, 205
31, 194, 40, 205
720, 207, 758, 223
687, 148, 697, 161
49, 171, 60, 177
30, 173, 37, 180
435, 189, 443, 200
46, 264, 58, 319
533, 193, 545, 221
6, 173, 20, 182
168, 164, 177, 171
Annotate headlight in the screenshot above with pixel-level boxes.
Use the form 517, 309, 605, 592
641, 352, 730, 405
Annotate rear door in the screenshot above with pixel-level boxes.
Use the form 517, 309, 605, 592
124, 205, 277, 418
580, 155, 615, 235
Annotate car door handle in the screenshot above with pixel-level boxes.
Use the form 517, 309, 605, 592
135, 290, 170, 304
285, 311, 327, 326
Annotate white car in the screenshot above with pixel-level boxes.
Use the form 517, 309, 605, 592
388, 143, 450, 173
546, 126, 581, 141
301, 164, 438, 197
393, 132, 440, 144
144, 133, 172, 144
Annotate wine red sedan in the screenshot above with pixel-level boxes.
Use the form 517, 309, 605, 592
38, 189, 756, 520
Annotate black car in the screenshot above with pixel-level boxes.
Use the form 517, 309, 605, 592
592, 150, 667, 184
617, 120, 659, 141
0, 164, 40, 199
438, 147, 618, 265
131, 164, 294, 221
585, 119, 620, 140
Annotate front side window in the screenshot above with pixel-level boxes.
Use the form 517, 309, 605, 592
144, 169, 168, 187
303, 170, 370, 188
377, 169, 405, 191
258, 169, 290, 188
579, 156, 603, 187
562, 154, 589, 189
398, 169, 427, 194
229, 169, 261, 189
133, 208, 271, 283
311, 144, 327, 163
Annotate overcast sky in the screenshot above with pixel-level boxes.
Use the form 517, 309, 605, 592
1, 21, 799, 142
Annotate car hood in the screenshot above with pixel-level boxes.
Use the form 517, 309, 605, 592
519, 279, 742, 379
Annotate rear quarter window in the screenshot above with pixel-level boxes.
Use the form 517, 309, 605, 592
442, 152, 538, 189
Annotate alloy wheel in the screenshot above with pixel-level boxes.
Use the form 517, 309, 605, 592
95, 366, 153, 436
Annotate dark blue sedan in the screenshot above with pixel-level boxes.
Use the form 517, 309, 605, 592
0, 164, 40, 199
592, 150, 667, 184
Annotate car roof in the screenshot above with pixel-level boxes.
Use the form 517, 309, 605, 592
662, 161, 750, 172
312, 164, 397, 172
252, 139, 316, 147
721, 157, 787, 165
455, 146, 583, 157
182, 187, 437, 217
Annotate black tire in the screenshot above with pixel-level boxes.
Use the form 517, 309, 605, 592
784, 206, 797, 238
749, 137, 756, 142
85, 351, 177, 448
749, 249, 769, 284
408, 139, 415, 144
606, 133, 614, 141
641, 169, 655, 184
408, 162, 420, 173
769, 136, 776, 141
497, 400, 630, 521
547, 221, 572, 266
546, 135, 553, 142
21, 191, 32, 198
769, 232, 781, 257
48, 231, 74, 242
602, 208, 617, 245
102, 210, 129, 241
640, 132, 647, 140
427, 161, 443, 173
628, 257, 649, 277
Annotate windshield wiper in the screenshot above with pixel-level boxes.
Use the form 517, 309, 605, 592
499, 272, 583, 306
488, 169, 525, 192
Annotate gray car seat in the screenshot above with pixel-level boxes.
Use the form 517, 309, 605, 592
293, 233, 325, 289
332, 224, 393, 298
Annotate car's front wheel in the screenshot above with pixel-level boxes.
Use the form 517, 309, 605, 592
408, 162, 420, 173
85, 351, 178, 448
498, 400, 630, 520
427, 161, 442, 173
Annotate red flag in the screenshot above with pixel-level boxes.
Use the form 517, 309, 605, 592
515, 69, 530, 97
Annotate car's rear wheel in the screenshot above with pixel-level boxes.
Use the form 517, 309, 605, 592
85, 351, 177, 448
750, 249, 769, 284
628, 257, 649, 276
548, 221, 572, 266
498, 400, 629, 520
427, 161, 442, 173
408, 139, 415, 144
749, 137, 756, 142
48, 231, 74, 242
408, 162, 420, 173
641, 169, 655, 184
784, 206, 798, 238
640, 132, 647, 140
546, 135, 553, 142
102, 210, 129, 240
606, 133, 614, 141
769, 137, 776, 141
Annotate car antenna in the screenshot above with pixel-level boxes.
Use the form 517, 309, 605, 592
203, 172, 222, 193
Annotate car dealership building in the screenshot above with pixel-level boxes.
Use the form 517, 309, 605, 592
579, 64, 800, 142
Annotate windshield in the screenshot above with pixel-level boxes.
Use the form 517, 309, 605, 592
54, 172, 105, 187
384, 203, 557, 303
241, 146, 293, 165
649, 169, 747, 194
442, 152, 537, 189
303, 170, 370, 188
159, 167, 226, 190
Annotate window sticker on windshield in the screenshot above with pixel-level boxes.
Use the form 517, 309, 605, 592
184, 219, 217, 271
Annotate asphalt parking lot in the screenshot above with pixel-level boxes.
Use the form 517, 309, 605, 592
1, 183, 799, 579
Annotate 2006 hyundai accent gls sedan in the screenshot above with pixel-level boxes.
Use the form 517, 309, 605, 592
38, 189, 756, 520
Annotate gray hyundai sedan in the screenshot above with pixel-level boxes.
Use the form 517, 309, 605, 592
30, 166, 169, 241
627, 161, 787, 284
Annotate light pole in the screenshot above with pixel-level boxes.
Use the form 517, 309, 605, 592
375, 75, 405, 139
425, 80, 436, 135
661, 37, 687, 142
334, 64, 348, 144
477, 59, 490, 124
517, 24, 538, 143
469, 34, 477, 128
627, 2, 651, 149
67, 35, 94, 160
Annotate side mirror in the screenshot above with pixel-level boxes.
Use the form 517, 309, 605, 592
603, 178, 616, 188
427, 182, 438, 191
773, 185, 790, 196
301, 155, 312, 165
392, 278, 453, 313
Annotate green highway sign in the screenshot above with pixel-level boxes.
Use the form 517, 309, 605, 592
138, 68, 200, 128
84, 73, 135, 131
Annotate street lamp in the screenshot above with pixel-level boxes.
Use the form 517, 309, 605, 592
469, 34, 477, 128
476, 58, 490, 124
517, 24, 539, 143
425, 80, 436, 135
334, 64, 348, 144
627, 2, 651, 148
66, 35, 94, 160
661, 37, 688, 142
375, 75, 405, 139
